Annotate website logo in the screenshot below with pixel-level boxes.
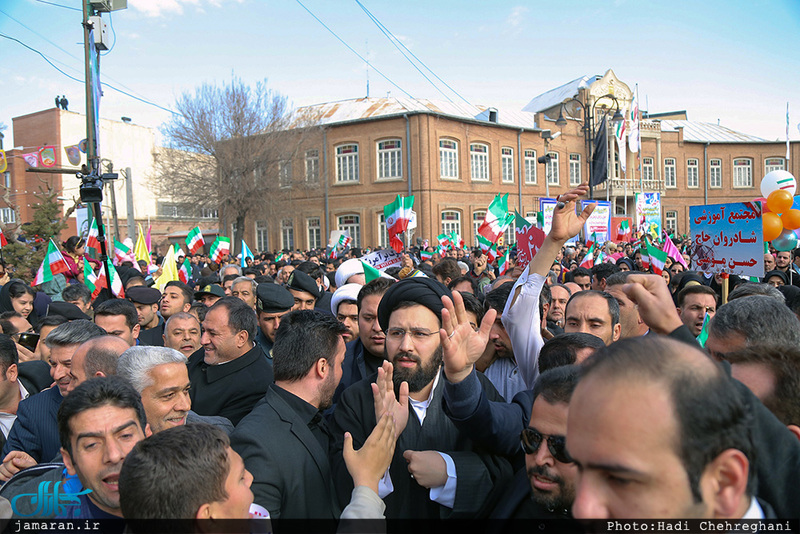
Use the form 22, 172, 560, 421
10, 481, 91, 517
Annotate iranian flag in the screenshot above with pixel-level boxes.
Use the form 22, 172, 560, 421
186, 227, 204, 254
384, 195, 414, 253
478, 194, 513, 243
579, 244, 596, 269
178, 257, 192, 284
486, 242, 498, 264
114, 239, 131, 265
84, 259, 124, 299
437, 234, 451, 248
586, 232, 598, 248
640, 247, 651, 270
0, 230, 7, 247
696, 312, 711, 347
646, 242, 668, 275
33, 239, 69, 285
85, 218, 101, 258
449, 232, 464, 250
595, 248, 606, 265
420, 250, 433, 261
618, 220, 631, 239
497, 248, 510, 275
209, 237, 231, 263
476, 234, 493, 255
338, 234, 351, 248
328, 245, 338, 260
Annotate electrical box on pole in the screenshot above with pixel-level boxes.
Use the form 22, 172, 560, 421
88, 16, 109, 50
89, 0, 127, 12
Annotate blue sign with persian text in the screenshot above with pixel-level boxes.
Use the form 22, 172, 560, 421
690, 202, 764, 279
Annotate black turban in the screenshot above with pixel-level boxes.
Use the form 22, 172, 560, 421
377, 277, 452, 331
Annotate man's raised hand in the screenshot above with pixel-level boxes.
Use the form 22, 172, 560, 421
440, 290, 495, 384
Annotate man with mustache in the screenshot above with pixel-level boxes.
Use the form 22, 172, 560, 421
330, 277, 512, 518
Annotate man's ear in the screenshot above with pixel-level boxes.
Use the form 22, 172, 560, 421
132, 324, 141, 339
6, 363, 18, 382
315, 358, 328, 380
612, 323, 622, 342
61, 447, 76, 476
787, 424, 800, 441
702, 448, 749, 519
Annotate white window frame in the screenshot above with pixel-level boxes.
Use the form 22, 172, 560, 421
665, 210, 678, 234
256, 220, 269, 253
3, 172, 10, 189
709, 159, 722, 188
733, 158, 753, 188
335, 144, 359, 183
338, 214, 361, 248
279, 160, 292, 189
377, 139, 402, 180
664, 158, 676, 188
281, 219, 294, 251
306, 217, 321, 250
687, 158, 699, 188
305, 149, 319, 183
441, 210, 461, 237
439, 139, 459, 180
0, 207, 15, 224
501, 147, 514, 184
378, 213, 389, 249
765, 158, 786, 174
200, 207, 218, 219
502, 220, 515, 248
472, 210, 486, 245
546, 152, 559, 186
470, 143, 489, 182
524, 149, 537, 184
642, 157, 654, 182
569, 153, 581, 186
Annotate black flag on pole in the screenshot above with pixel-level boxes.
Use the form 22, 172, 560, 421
591, 116, 609, 187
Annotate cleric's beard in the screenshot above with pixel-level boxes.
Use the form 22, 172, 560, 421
385, 345, 443, 395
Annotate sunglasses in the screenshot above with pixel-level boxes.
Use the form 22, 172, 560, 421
520, 427, 573, 464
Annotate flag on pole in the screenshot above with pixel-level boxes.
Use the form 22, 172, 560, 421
209, 237, 231, 263
241, 240, 254, 268
586, 232, 598, 248
497, 248, 510, 276
178, 257, 192, 284
84, 259, 100, 299
696, 312, 711, 347
186, 227, 205, 254
85, 217, 100, 258
787, 102, 791, 161
640, 246, 651, 271
476, 234, 493, 255
420, 250, 433, 261
614, 110, 627, 173
662, 233, 688, 269
449, 231, 464, 249
628, 89, 640, 154
33, 239, 69, 285
514, 210, 531, 231
618, 219, 631, 239
85, 259, 124, 299
338, 234, 351, 248
486, 242, 498, 264
145, 225, 152, 253
384, 195, 415, 253
579, 244, 596, 269
595, 248, 606, 265
478, 194, 513, 243
155, 246, 179, 290
437, 234, 451, 249
646, 242, 668, 275
113, 239, 131, 265
591, 116, 609, 187
134, 224, 149, 264
361, 261, 382, 284
0, 230, 7, 248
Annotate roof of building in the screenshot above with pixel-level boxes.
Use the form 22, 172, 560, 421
521, 75, 598, 114
658, 120, 767, 143
294, 96, 537, 130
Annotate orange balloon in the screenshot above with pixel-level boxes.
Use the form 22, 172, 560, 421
782, 209, 800, 230
763, 212, 784, 241
767, 189, 794, 214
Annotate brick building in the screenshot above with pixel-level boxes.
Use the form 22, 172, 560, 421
235, 69, 798, 252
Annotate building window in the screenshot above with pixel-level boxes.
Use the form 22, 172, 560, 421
307, 217, 321, 250
472, 210, 486, 245
733, 158, 752, 188
281, 219, 294, 251
442, 210, 461, 236
642, 157, 654, 182
664, 158, 676, 188
524, 150, 537, 184
546, 152, 559, 186
665, 210, 678, 234
3, 172, 9, 189
765, 158, 786, 174
440, 139, 459, 179
336, 144, 359, 183
256, 220, 269, 252
377, 139, 402, 180
199, 207, 218, 219
569, 154, 581, 186
501, 147, 514, 184
378, 214, 389, 249
231, 221, 238, 239
0, 208, 15, 224
687, 159, 699, 188
338, 214, 361, 248
709, 159, 722, 188
305, 149, 319, 183
470, 143, 489, 182
502, 220, 515, 247
279, 160, 292, 188
157, 202, 191, 218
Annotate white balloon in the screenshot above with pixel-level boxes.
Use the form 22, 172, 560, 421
761, 170, 797, 198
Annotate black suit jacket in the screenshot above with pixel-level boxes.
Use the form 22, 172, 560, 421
138, 318, 164, 347
230, 385, 340, 519
187, 344, 273, 426
2, 386, 62, 463
18, 360, 53, 395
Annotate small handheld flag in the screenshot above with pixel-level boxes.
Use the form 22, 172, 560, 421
33, 239, 69, 285
186, 227, 205, 254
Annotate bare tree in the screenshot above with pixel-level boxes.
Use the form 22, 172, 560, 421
153, 77, 319, 253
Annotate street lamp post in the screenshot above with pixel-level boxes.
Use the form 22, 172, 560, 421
556, 94, 624, 200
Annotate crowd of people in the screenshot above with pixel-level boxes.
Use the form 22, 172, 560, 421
0, 182, 797, 530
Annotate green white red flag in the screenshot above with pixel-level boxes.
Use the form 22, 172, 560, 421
646, 242, 668, 275
497, 248, 510, 275
383, 195, 414, 253
437, 234, 451, 249
84, 259, 124, 299
579, 244, 596, 269
185, 227, 204, 254
338, 234, 351, 248
476, 234, 493, 255
209, 237, 231, 263
478, 194, 514, 243
113, 239, 132, 266
33, 239, 69, 285
178, 258, 192, 284
85, 218, 100, 258
420, 250, 433, 261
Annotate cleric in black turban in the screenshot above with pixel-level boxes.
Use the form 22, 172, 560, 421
377, 277, 452, 331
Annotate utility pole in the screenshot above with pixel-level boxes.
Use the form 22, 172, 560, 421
124, 166, 134, 240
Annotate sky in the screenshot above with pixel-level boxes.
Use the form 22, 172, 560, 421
1, 0, 800, 148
